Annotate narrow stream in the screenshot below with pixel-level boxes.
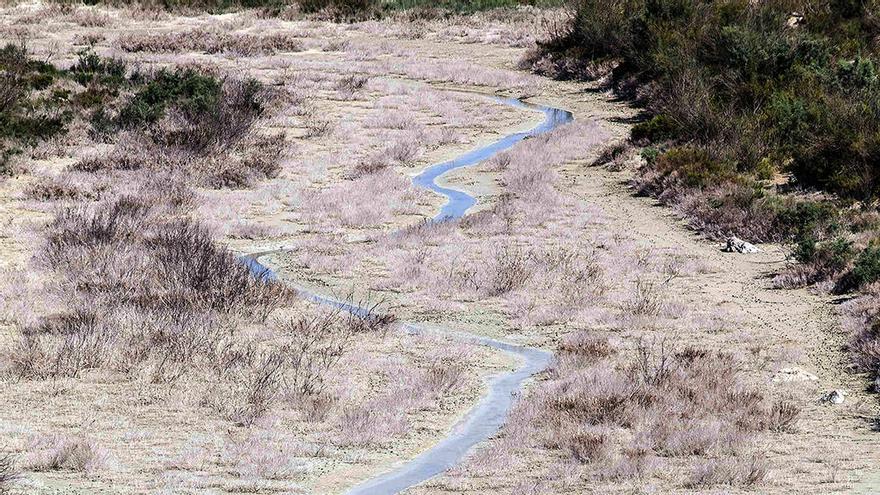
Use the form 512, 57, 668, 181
243, 95, 573, 494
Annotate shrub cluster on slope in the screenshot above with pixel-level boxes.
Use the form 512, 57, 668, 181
537, 0, 880, 203
530, 1, 880, 286
0, 44, 71, 174
525, 338, 795, 487
1, 44, 282, 188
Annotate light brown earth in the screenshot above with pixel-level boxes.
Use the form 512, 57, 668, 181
0, 3, 879, 494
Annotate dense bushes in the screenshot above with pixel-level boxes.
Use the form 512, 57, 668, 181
73, 53, 282, 188
13, 196, 294, 380
524, 337, 792, 486
47, 0, 554, 17
0, 44, 70, 174
0, 43, 280, 187
535, 0, 880, 288
538, 0, 880, 197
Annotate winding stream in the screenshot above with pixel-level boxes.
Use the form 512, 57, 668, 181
243, 95, 573, 494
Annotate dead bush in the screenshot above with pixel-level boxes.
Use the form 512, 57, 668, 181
26, 435, 109, 474
231, 350, 288, 426
343, 297, 398, 334
567, 432, 609, 464
12, 197, 293, 380
336, 74, 369, 99
767, 400, 800, 433
488, 246, 533, 296
621, 278, 663, 318
591, 141, 630, 169
207, 310, 362, 425
423, 358, 465, 396
203, 133, 285, 189
305, 117, 332, 137
117, 29, 303, 56
557, 333, 614, 369
352, 155, 390, 177
529, 340, 777, 486
385, 139, 420, 165
686, 455, 768, 488
25, 175, 101, 202
0, 453, 18, 495
14, 309, 114, 379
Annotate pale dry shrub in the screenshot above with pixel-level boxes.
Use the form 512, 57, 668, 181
302, 169, 424, 227
488, 246, 533, 296
204, 304, 395, 426
71, 7, 111, 27
0, 453, 18, 495
364, 111, 417, 131
422, 356, 466, 397
767, 400, 800, 433
591, 141, 628, 166
330, 335, 467, 448
840, 291, 880, 385
335, 74, 370, 100
384, 139, 421, 165
685, 455, 769, 488
620, 278, 664, 319
11, 196, 293, 380
25, 172, 105, 202
221, 430, 308, 480
72, 32, 106, 46
636, 173, 779, 242
333, 406, 410, 448
351, 154, 390, 177
304, 117, 333, 138
117, 29, 303, 56
25, 435, 110, 474
503, 339, 787, 487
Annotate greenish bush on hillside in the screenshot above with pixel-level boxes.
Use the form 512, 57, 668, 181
542, 0, 880, 202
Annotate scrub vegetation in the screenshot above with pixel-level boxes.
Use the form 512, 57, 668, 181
531, 0, 880, 275
2, 44, 281, 188
0, 2, 872, 493
40, 0, 562, 18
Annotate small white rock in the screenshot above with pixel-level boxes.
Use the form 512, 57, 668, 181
723, 236, 761, 254
822, 389, 847, 404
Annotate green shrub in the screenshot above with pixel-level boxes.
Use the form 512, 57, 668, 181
774, 200, 839, 245
640, 146, 659, 165
794, 236, 853, 269
653, 147, 736, 189
630, 114, 679, 143
542, 0, 880, 201
116, 69, 221, 129
0, 43, 73, 174
849, 245, 880, 288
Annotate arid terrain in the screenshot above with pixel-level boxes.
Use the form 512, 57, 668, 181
1, 2, 880, 494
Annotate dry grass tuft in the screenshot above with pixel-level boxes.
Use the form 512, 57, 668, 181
26, 435, 110, 474
500, 339, 790, 488
0, 454, 17, 494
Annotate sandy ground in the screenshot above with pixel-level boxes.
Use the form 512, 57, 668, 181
0, 3, 879, 494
